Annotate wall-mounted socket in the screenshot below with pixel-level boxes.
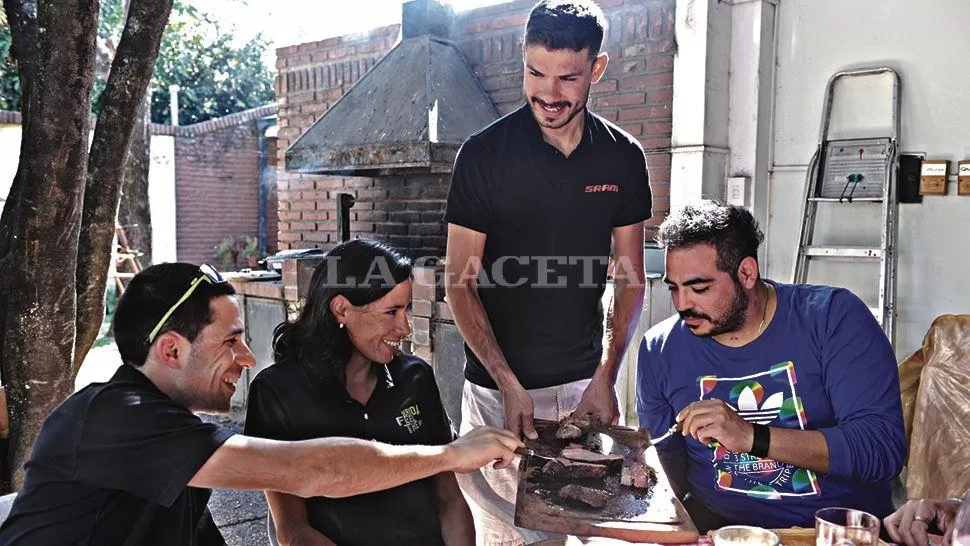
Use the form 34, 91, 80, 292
726, 176, 748, 206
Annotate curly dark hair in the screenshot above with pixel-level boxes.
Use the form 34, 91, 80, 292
656, 200, 765, 279
272, 239, 412, 385
525, 0, 607, 57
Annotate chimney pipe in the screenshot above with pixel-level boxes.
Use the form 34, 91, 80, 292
401, 0, 454, 39
336, 193, 356, 243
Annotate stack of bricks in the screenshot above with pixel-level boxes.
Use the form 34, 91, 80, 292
275, 0, 676, 255
409, 264, 445, 362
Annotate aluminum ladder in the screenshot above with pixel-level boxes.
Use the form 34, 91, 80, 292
791, 67, 901, 346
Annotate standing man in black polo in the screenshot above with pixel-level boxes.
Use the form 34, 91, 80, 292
445, 1, 652, 542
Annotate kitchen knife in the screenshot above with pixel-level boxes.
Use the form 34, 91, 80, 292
514, 447, 557, 462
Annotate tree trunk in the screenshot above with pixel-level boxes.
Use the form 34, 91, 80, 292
0, 0, 39, 340
118, 97, 153, 267
74, 0, 172, 371
0, 0, 38, 353
0, 0, 39, 493
2, 0, 100, 490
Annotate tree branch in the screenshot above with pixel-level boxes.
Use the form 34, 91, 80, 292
2, 0, 100, 491
75, 0, 173, 370
0, 0, 37, 268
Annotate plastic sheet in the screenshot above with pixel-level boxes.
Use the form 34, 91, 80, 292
898, 314, 970, 499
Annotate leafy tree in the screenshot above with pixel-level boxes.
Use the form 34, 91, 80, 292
1, 0, 274, 124
151, 14, 274, 125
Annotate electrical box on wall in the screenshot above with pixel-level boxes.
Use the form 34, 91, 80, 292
726, 176, 748, 206
919, 160, 949, 195
898, 155, 923, 203
959, 161, 970, 196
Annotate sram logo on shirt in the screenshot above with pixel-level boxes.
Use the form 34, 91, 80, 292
585, 184, 620, 193
395, 404, 423, 434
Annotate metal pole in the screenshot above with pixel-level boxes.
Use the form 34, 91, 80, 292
255, 118, 276, 257
336, 193, 356, 243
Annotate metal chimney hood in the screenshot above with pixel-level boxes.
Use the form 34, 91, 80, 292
285, 0, 499, 175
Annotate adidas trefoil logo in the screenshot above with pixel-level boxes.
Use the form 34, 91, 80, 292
735, 386, 783, 425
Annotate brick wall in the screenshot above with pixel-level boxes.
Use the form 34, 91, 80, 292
175, 121, 264, 267
275, 26, 404, 252
275, 0, 675, 254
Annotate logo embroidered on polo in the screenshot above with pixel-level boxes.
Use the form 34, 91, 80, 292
395, 404, 423, 434
585, 184, 620, 193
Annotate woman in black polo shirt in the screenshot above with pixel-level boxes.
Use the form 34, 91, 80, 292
245, 239, 472, 545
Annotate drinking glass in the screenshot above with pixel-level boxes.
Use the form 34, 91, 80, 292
712, 525, 780, 546
815, 507, 880, 546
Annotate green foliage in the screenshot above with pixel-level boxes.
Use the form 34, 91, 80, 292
1, 0, 274, 123
0, 22, 19, 111
213, 234, 261, 270
151, 24, 275, 125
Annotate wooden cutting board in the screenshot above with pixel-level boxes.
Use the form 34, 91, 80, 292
514, 419, 699, 544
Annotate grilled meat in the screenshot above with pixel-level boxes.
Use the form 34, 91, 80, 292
558, 484, 611, 509
560, 447, 624, 464
555, 411, 603, 439
541, 458, 610, 479
620, 461, 655, 489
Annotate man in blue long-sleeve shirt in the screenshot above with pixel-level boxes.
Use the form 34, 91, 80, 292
636, 200, 905, 531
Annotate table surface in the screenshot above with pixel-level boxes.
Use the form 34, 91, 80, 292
528, 527, 884, 546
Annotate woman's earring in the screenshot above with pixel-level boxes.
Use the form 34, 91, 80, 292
338, 322, 345, 329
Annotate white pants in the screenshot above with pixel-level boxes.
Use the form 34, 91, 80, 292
457, 378, 591, 546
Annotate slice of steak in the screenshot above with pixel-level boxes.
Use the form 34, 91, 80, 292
620, 462, 655, 489
559, 484, 611, 509
555, 412, 603, 439
634, 463, 656, 489
620, 464, 634, 487
555, 423, 584, 440
560, 447, 624, 464
541, 458, 609, 479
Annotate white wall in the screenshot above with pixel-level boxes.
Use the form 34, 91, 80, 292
149, 135, 178, 264
0, 124, 22, 209
0, 125, 178, 266
766, 0, 970, 359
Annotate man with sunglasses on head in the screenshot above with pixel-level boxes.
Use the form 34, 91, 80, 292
0, 262, 522, 545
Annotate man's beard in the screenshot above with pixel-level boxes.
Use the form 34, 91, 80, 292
679, 279, 749, 337
184, 390, 231, 414
528, 92, 589, 130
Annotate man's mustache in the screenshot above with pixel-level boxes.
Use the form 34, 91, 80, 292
532, 97, 570, 109
679, 310, 711, 321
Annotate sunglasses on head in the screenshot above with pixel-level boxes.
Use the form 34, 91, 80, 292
147, 263, 227, 343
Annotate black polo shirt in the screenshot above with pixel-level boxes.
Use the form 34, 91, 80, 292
445, 103, 652, 390
244, 354, 454, 546
0, 365, 234, 545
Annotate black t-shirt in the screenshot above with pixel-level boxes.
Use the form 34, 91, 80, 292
244, 354, 455, 546
445, 104, 653, 389
0, 365, 235, 545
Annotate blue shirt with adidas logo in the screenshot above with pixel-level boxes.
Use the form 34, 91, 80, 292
636, 281, 905, 528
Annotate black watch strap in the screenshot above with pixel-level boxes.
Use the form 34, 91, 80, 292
749, 423, 771, 459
